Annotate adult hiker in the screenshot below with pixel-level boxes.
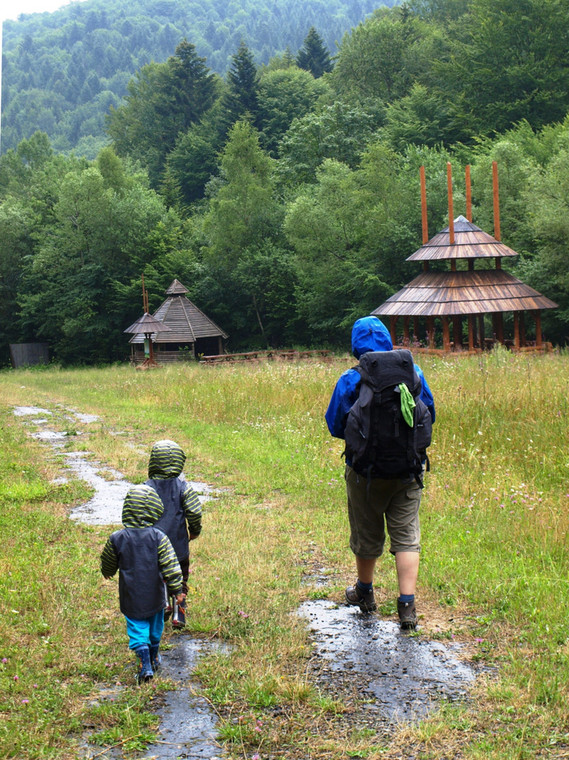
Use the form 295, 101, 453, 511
325, 316, 435, 630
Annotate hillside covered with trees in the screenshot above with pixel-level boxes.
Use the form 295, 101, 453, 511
2, 0, 569, 366
1, 0, 390, 156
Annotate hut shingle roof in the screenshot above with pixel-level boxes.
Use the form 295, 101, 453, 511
129, 280, 228, 344
372, 269, 558, 318
407, 215, 518, 262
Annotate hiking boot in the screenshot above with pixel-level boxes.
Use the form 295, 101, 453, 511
172, 597, 186, 629
398, 599, 418, 631
345, 583, 377, 612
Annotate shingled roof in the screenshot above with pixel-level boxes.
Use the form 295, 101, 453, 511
129, 279, 228, 345
373, 269, 558, 318
373, 215, 557, 319
406, 215, 519, 261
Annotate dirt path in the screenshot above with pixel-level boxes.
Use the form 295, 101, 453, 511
14, 404, 483, 756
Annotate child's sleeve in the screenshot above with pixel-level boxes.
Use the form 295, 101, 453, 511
100, 538, 119, 578
157, 534, 183, 596
182, 485, 202, 536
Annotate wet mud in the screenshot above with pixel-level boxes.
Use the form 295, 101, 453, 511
82, 639, 226, 760
300, 600, 476, 725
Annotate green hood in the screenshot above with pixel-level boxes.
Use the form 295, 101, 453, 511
148, 439, 186, 479
122, 484, 164, 528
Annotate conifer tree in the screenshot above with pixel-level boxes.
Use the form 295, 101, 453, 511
222, 41, 261, 134
296, 27, 333, 78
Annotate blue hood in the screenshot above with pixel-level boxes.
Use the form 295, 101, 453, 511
351, 317, 393, 359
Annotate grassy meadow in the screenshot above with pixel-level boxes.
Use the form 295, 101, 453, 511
0, 349, 568, 759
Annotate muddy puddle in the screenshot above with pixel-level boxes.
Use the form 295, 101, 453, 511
300, 599, 476, 725
82, 639, 226, 760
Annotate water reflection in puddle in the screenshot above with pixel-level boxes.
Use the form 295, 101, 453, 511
13, 405, 52, 417
299, 599, 476, 723
141, 639, 227, 760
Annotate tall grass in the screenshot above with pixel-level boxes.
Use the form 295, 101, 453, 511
0, 349, 568, 758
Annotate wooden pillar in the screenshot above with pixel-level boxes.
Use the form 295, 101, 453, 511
468, 315, 475, 350
496, 313, 504, 344
403, 316, 410, 346
390, 316, 398, 347
534, 311, 542, 347
478, 315, 485, 348
420, 165, 429, 244
413, 317, 420, 344
442, 316, 451, 352
520, 312, 526, 347
427, 317, 436, 349
513, 312, 521, 349
492, 313, 504, 343
453, 316, 463, 348
465, 164, 472, 222
447, 162, 455, 244
493, 160, 501, 241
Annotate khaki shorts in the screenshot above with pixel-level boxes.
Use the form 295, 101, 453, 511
345, 465, 422, 558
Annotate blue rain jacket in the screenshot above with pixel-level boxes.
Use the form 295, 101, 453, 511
325, 316, 436, 442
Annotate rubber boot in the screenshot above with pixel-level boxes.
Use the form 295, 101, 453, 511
149, 644, 161, 672
163, 585, 173, 622
133, 645, 154, 683
172, 597, 186, 629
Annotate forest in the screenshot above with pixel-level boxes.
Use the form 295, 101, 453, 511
2, 0, 569, 366
1, 0, 389, 156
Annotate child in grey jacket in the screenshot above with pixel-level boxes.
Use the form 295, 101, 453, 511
100, 484, 185, 683
145, 439, 202, 628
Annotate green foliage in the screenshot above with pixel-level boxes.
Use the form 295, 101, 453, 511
221, 41, 261, 135
296, 27, 333, 78
2, 0, 385, 156
107, 40, 218, 188
258, 67, 330, 156
330, 7, 418, 102
278, 101, 378, 186
6, 1, 569, 360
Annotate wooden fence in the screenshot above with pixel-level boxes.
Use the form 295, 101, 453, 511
199, 349, 332, 364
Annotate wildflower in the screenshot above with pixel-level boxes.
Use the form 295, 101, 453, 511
13, 675, 19, 681
1, 658, 7, 663
21, 699, 29, 704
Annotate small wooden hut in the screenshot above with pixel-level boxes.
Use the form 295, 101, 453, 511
129, 279, 228, 363
372, 165, 557, 352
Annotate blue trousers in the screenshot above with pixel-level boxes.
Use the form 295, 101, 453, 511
125, 610, 164, 651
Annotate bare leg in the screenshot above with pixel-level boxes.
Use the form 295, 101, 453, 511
395, 551, 419, 596
355, 556, 377, 584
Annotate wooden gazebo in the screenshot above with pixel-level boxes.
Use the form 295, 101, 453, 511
129, 279, 228, 363
372, 164, 557, 352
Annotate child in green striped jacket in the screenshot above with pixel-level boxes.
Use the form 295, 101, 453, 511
145, 440, 202, 628
100, 484, 185, 683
